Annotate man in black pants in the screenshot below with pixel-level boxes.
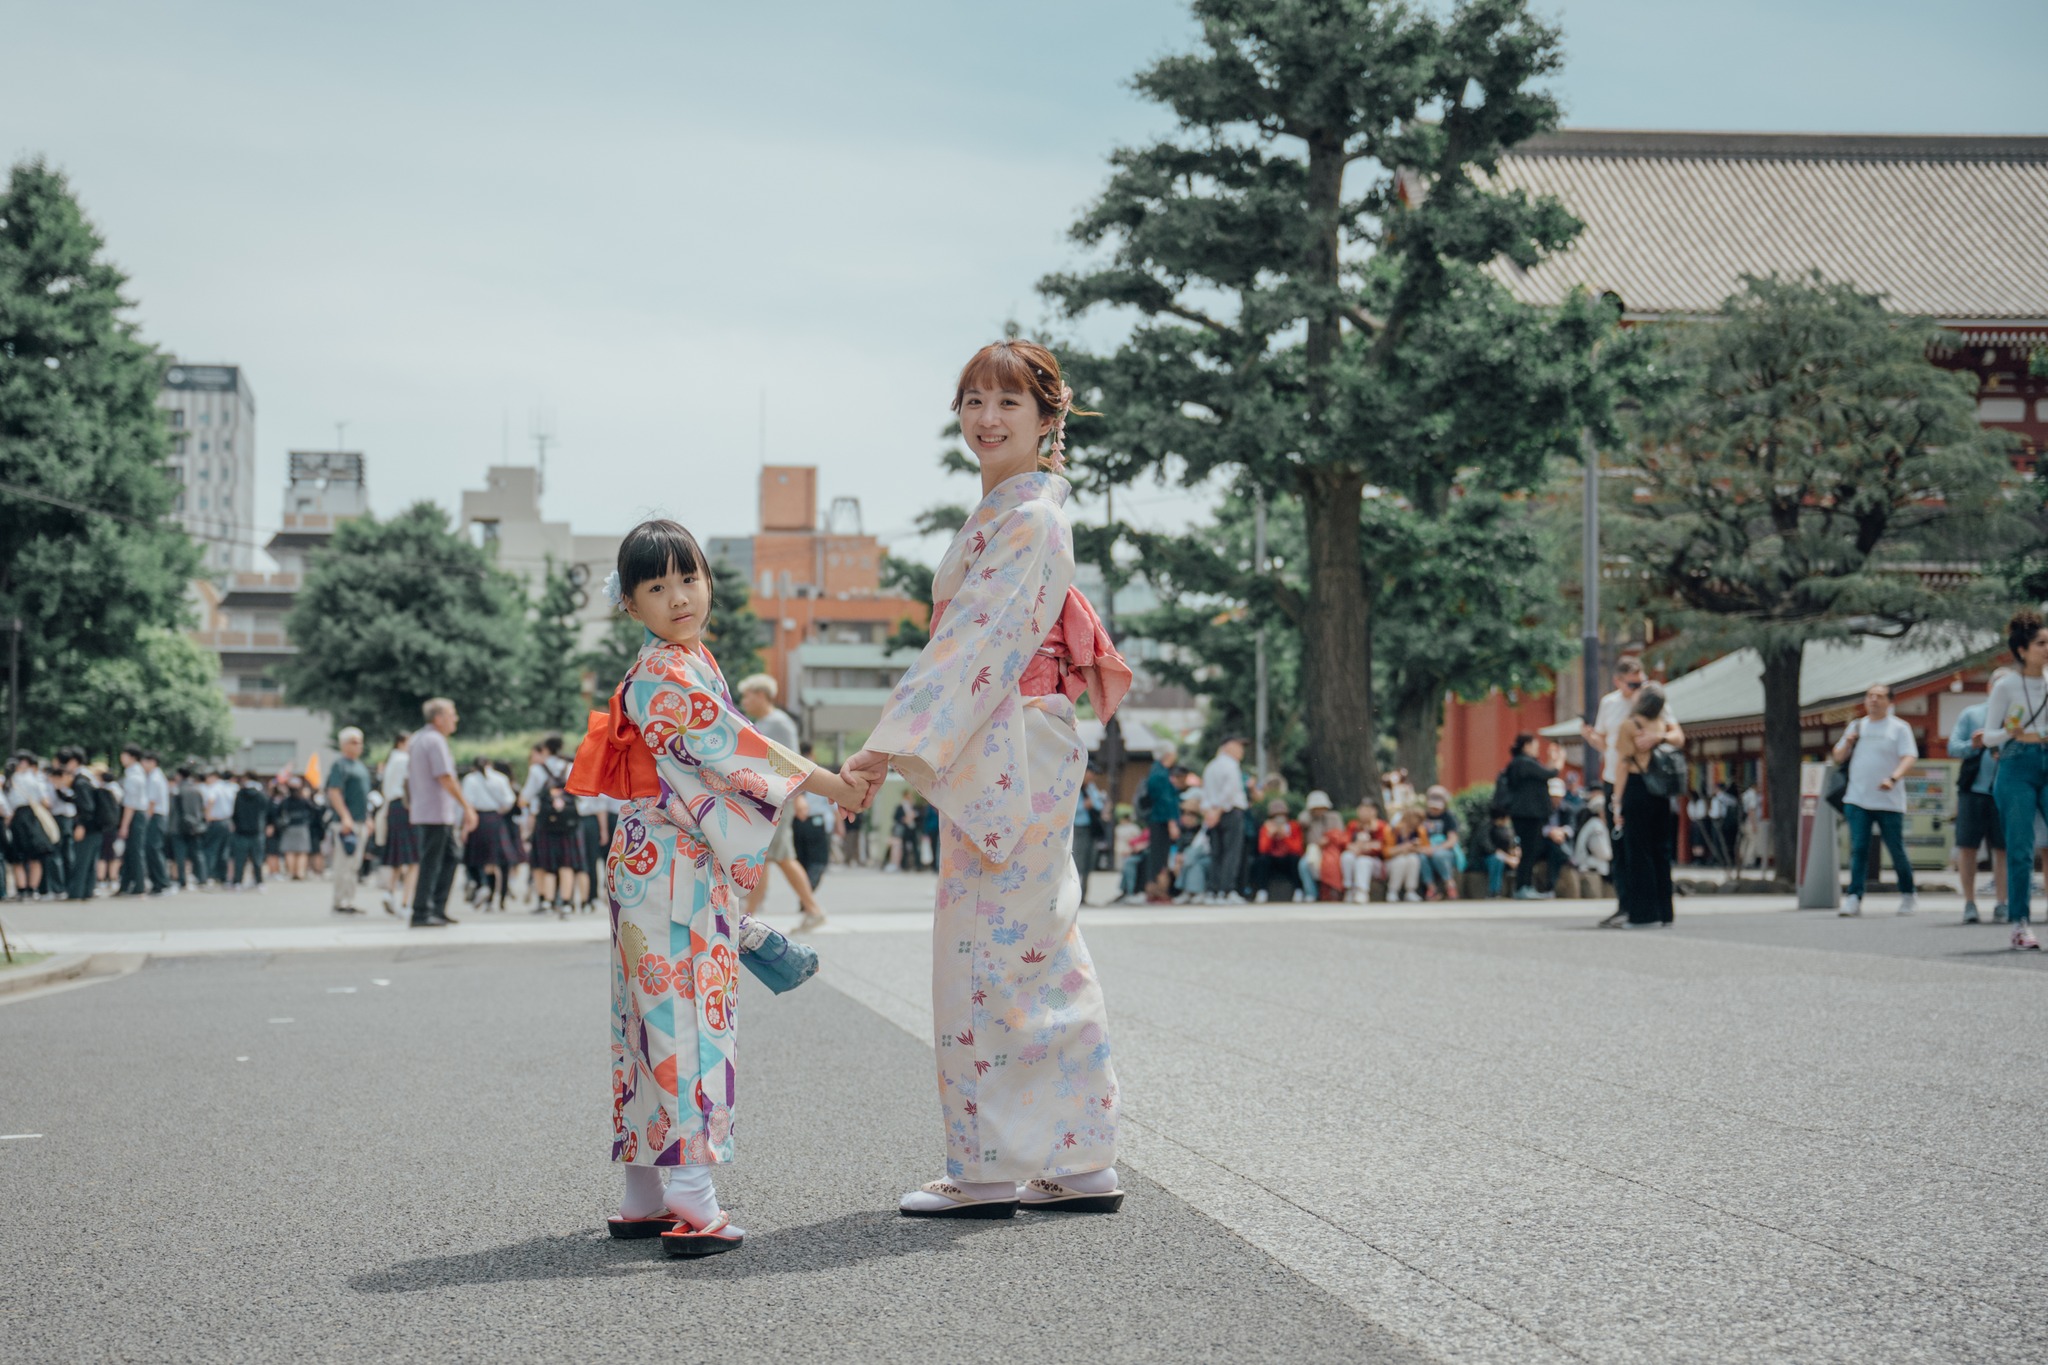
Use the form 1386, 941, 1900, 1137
406, 697, 476, 927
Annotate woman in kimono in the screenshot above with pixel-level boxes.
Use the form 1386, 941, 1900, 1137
847, 340, 1132, 1219
572, 518, 872, 1256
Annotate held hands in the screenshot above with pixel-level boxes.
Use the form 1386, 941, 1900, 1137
831, 748, 893, 819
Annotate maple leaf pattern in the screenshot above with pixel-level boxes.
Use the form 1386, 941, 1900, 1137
970, 666, 993, 694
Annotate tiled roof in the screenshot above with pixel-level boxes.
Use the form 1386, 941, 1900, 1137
1482, 131, 2048, 322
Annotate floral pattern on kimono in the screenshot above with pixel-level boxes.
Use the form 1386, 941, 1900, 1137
865, 471, 1120, 1181
607, 637, 806, 1166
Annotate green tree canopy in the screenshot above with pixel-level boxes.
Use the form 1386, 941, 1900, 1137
0, 159, 198, 752
278, 502, 526, 741
705, 556, 769, 685
46, 627, 232, 764
1044, 0, 1607, 804
516, 557, 587, 735
1608, 272, 2025, 880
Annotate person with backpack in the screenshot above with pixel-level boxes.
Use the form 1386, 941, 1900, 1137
1608, 685, 1678, 927
169, 768, 207, 890
1948, 669, 2012, 925
1497, 734, 1562, 900
228, 773, 269, 891
1830, 682, 1921, 919
528, 771, 586, 917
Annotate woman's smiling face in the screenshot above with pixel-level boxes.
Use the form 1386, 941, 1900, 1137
958, 384, 1052, 471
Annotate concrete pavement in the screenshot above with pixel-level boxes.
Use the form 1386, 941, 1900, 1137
4, 868, 2045, 1362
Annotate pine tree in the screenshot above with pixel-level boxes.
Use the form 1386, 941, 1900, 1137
517, 557, 586, 733
704, 557, 768, 684
0, 159, 200, 751
1608, 273, 2025, 882
1045, 0, 1603, 804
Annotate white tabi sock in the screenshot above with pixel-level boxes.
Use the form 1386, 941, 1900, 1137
1026, 1166, 1118, 1199
619, 1165, 665, 1219
663, 1164, 721, 1229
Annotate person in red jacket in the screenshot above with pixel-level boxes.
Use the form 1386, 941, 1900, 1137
1249, 798, 1304, 903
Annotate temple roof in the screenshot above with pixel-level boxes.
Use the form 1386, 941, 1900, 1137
1483, 130, 2048, 324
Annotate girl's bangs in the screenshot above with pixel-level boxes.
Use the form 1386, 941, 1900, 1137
955, 347, 1041, 403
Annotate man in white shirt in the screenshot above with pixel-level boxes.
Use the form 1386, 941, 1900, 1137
116, 745, 150, 895
141, 752, 172, 895
1198, 736, 1251, 903
1580, 656, 1685, 826
202, 770, 236, 885
1830, 682, 1920, 917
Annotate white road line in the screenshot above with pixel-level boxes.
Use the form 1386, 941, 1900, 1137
0, 1133, 44, 1140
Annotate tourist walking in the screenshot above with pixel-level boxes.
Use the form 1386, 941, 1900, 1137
1608, 686, 1676, 927
407, 697, 476, 928
325, 728, 372, 914
1072, 767, 1107, 905
377, 732, 418, 916
1831, 683, 1920, 918
1140, 744, 1180, 899
1949, 670, 2012, 924
845, 339, 1130, 1218
1983, 610, 2048, 949
1199, 736, 1250, 904
735, 673, 829, 932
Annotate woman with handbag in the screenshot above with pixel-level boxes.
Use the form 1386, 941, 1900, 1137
570, 518, 869, 1258
1607, 686, 1677, 927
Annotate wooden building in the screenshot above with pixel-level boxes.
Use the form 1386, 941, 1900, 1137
1438, 129, 2048, 805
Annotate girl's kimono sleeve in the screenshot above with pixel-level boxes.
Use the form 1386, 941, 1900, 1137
865, 500, 1075, 863
625, 648, 808, 892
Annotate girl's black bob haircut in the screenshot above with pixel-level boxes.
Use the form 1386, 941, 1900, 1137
617, 519, 712, 601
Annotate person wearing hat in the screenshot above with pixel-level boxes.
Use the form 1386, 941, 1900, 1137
1170, 790, 1215, 902
1298, 790, 1346, 901
1251, 797, 1303, 903
1198, 736, 1251, 904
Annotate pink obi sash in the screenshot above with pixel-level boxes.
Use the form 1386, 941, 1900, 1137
1018, 587, 1133, 723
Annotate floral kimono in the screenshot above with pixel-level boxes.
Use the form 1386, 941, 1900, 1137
602, 637, 806, 1167
865, 470, 1130, 1183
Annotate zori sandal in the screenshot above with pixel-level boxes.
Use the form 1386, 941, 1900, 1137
1022, 1177, 1125, 1214
898, 1180, 1020, 1219
606, 1211, 678, 1240
660, 1210, 745, 1257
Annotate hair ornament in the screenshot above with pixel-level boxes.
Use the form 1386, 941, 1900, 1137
602, 569, 625, 610
1048, 383, 1075, 473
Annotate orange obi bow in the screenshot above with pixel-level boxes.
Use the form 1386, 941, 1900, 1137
1018, 586, 1134, 723
566, 683, 661, 801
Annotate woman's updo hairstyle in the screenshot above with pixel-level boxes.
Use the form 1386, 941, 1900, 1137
950, 340, 1100, 469
1631, 683, 1667, 720
2010, 608, 2046, 660
614, 518, 712, 606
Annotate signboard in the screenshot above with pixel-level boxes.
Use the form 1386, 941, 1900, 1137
1837, 757, 1958, 871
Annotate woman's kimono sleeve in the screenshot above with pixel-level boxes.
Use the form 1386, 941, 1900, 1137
865, 501, 1074, 863
626, 647, 807, 892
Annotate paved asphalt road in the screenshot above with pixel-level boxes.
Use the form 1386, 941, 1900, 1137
4, 886, 2045, 1363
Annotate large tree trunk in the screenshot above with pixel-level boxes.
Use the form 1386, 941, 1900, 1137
1299, 465, 1375, 805
1760, 641, 1804, 888
1393, 687, 1444, 793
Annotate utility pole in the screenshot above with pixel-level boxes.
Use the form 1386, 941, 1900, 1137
1580, 426, 1602, 769
531, 410, 555, 496
1254, 486, 1269, 783
6, 617, 19, 757
1100, 480, 1125, 816
334, 419, 349, 452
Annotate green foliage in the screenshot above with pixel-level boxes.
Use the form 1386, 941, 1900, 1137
881, 553, 936, 650
515, 557, 587, 735
1609, 271, 2026, 877
1042, 0, 1608, 803
277, 502, 526, 742
46, 627, 233, 763
705, 556, 768, 684
581, 611, 646, 697
0, 159, 200, 751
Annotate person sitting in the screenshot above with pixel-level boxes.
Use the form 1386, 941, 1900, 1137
1298, 791, 1347, 901
1251, 798, 1304, 903
1475, 809, 1521, 898
1385, 810, 1427, 903
1419, 785, 1462, 901
1342, 800, 1393, 902
1574, 793, 1614, 889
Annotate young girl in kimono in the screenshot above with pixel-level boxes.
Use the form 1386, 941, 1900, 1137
576, 518, 871, 1256
847, 340, 1133, 1219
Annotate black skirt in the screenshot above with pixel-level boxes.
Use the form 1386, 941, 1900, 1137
530, 825, 586, 873
465, 810, 523, 869
8, 806, 54, 861
1617, 776, 1675, 924
383, 799, 419, 866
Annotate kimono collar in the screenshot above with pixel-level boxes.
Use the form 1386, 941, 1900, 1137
970, 470, 1070, 528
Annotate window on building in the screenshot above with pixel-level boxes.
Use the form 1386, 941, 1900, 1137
171, 433, 187, 453
199, 439, 209, 453
199, 411, 211, 425
198, 494, 208, 511
198, 464, 210, 480
168, 409, 185, 428
174, 493, 185, 512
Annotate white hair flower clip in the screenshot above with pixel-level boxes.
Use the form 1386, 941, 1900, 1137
602, 569, 624, 610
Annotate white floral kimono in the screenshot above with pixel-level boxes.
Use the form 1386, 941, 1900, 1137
866, 471, 1125, 1182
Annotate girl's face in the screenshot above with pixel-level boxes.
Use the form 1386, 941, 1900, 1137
959, 385, 1053, 473
626, 563, 713, 647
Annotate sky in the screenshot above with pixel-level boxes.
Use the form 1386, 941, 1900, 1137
6, 0, 2044, 566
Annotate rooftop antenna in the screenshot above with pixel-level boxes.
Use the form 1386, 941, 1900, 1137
531, 407, 555, 495
334, 419, 349, 452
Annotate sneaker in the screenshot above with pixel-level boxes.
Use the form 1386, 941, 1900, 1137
1963, 902, 1980, 924
1898, 893, 1918, 916
1402, 891, 1422, 903
1994, 903, 2010, 923
2012, 926, 2040, 951
1253, 891, 1268, 904
1838, 894, 1862, 917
